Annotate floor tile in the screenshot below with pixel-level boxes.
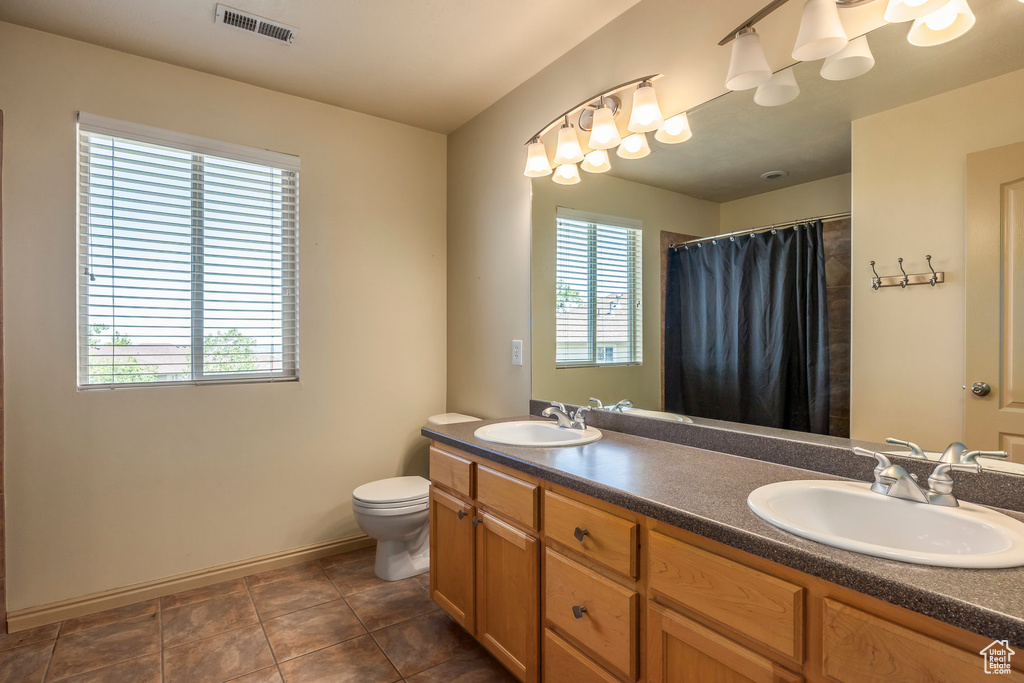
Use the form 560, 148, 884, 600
0, 622, 60, 652
245, 561, 321, 589
414, 572, 431, 591
249, 571, 340, 621
163, 624, 274, 683
161, 578, 248, 610
0, 641, 53, 683
227, 667, 283, 682
321, 553, 386, 597
406, 648, 518, 683
277, 635, 399, 683
48, 613, 161, 680
345, 578, 437, 632
317, 547, 374, 570
162, 591, 259, 647
54, 652, 162, 682
263, 599, 365, 662
60, 600, 159, 635
371, 611, 477, 677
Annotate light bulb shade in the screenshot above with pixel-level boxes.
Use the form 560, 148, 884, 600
627, 83, 665, 133
884, 0, 949, 22
754, 68, 800, 107
523, 140, 553, 177
908, 0, 975, 46
655, 113, 693, 144
553, 124, 585, 165
588, 106, 622, 150
581, 149, 612, 174
725, 29, 772, 91
820, 35, 875, 80
616, 133, 651, 160
792, 0, 849, 62
552, 163, 581, 185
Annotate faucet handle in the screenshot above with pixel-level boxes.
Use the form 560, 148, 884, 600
885, 437, 927, 459
853, 447, 890, 468
963, 450, 1009, 465
588, 397, 604, 409
548, 402, 567, 414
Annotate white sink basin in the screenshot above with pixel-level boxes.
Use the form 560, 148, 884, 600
748, 480, 1024, 568
621, 407, 693, 423
474, 420, 602, 447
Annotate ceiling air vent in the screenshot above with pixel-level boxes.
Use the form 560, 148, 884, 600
215, 4, 296, 45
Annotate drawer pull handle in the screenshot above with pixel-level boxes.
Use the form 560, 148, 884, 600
457, 509, 467, 520
572, 605, 588, 620
573, 527, 589, 542
472, 516, 483, 527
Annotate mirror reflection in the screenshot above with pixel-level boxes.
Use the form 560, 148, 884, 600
531, 0, 1024, 471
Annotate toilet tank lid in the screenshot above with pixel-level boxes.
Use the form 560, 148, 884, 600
353, 476, 430, 505
426, 413, 480, 426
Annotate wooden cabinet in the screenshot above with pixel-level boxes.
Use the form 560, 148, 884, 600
428, 487, 475, 631
476, 512, 540, 681
647, 602, 803, 683
543, 629, 620, 683
544, 490, 638, 579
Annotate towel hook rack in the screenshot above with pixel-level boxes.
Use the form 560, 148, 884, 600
870, 261, 881, 290
868, 256, 945, 290
926, 255, 938, 286
897, 258, 909, 288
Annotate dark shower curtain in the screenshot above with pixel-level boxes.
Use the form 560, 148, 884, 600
664, 221, 830, 434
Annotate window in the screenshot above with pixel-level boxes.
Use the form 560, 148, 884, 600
555, 209, 642, 367
77, 114, 299, 388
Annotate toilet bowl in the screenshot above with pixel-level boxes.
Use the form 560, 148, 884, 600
353, 413, 479, 581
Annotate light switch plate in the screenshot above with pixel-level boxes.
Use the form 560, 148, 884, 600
512, 340, 523, 366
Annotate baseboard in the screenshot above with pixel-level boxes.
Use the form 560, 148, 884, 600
7, 533, 374, 632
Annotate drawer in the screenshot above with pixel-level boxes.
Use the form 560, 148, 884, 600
477, 465, 538, 529
544, 490, 638, 578
545, 548, 638, 680
429, 446, 474, 498
648, 531, 804, 663
822, 599, 1023, 682
543, 629, 620, 683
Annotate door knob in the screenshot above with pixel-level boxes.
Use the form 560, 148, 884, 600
472, 516, 483, 527
971, 382, 992, 397
573, 527, 589, 542
457, 509, 467, 520
572, 605, 588, 619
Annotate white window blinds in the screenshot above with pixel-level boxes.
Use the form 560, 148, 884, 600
77, 114, 299, 388
555, 209, 643, 367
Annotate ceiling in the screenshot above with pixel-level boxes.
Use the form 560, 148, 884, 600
602, 0, 1024, 203
0, 0, 641, 133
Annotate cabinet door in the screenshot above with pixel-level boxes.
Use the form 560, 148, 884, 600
476, 511, 540, 682
429, 487, 475, 631
647, 603, 803, 683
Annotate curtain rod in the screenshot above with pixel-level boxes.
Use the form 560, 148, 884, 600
670, 212, 851, 249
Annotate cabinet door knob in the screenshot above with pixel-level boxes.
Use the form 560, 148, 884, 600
573, 527, 589, 542
572, 605, 588, 620
472, 516, 483, 527
457, 509, 467, 520
971, 382, 992, 397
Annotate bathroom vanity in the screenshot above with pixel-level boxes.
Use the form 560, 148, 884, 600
424, 416, 1024, 683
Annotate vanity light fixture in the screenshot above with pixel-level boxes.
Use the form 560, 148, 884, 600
627, 81, 666, 133
617, 133, 651, 160
654, 113, 693, 144
581, 149, 612, 173
907, 0, 976, 46
884, 0, 950, 22
725, 27, 773, 91
553, 117, 585, 165
552, 163, 581, 185
754, 67, 801, 106
792, 0, 849, 61
523, 137, 553, 177
820, 34, 875, 80
588, 100, 622, 150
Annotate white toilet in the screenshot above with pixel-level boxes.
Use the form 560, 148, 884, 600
352, 413, 479, 581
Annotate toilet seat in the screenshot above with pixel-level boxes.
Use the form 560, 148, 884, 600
352, 476, 430, 508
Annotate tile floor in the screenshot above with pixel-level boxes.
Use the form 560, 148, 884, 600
0, 547, 516, 682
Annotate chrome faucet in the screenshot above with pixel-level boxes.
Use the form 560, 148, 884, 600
854, 447, 980, 507
542, 402, 590, 430
938, 441, 1009, 466
588, 397, 633, 412
885, 437, 927, 459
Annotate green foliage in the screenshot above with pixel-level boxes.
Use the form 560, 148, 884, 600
187, 328, 259, 375
557, 279, 582, 313
87, 324, 158, 383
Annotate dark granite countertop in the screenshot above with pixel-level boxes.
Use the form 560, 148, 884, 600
423, 417, 1024, 647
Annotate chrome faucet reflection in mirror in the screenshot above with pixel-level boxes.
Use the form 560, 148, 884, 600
541, 402, 591, 430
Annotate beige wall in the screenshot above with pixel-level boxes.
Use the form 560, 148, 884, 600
0, 22, 447, 610
851, 68, 1024, 450
719, 174, 851, 233
531, 174, 718, 409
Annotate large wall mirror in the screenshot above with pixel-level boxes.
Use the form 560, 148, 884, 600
531, 0, 1024, 472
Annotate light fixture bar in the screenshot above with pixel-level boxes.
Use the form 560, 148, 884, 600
524, 74, 663, 145
718, 0, 876, 45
